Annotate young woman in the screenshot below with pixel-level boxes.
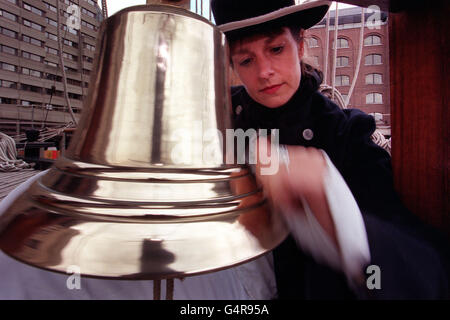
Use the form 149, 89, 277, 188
211, 0, 450, 299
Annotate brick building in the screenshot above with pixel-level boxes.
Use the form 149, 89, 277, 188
305, 7, 391, 133
0, 0, 102, 136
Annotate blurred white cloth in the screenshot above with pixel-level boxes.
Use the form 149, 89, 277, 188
0, 152, 369, 299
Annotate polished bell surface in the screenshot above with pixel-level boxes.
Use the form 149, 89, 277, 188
0, 5, 288, 279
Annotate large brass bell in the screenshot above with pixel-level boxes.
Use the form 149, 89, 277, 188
0, 5, 288, 279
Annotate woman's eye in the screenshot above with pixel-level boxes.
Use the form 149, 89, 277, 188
271, 46, 284, 54
239, 58, 252, 66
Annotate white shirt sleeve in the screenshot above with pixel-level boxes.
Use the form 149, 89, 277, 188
278, 150, 371, 288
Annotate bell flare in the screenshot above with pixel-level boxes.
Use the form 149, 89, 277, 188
0, 166, 287, 279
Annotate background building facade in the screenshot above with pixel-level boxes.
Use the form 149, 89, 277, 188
305, 7, 390, 134
0, 0, 102, 136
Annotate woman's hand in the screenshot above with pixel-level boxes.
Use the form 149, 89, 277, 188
253, 137, 339, 249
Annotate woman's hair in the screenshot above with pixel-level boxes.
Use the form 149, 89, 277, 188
228, 22, 303, 53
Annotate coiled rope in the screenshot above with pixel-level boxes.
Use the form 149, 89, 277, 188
0, 132, 34, 172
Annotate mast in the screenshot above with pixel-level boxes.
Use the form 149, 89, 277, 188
55, 0, 77, 125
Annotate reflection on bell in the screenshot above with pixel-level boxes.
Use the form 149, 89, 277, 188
0, 5, 288, 279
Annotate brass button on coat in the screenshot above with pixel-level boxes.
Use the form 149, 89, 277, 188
302, 128, 314, 141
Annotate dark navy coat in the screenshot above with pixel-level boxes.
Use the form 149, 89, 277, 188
231, 66, 450, 299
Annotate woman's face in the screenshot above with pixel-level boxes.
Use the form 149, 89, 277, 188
230, 27, 303, 108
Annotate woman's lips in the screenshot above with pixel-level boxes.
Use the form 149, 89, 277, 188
261, 84, 283, 94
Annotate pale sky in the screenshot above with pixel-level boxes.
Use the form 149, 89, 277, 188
101, 1, 356, 19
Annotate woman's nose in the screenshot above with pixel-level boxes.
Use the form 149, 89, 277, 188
257, 58, 275, 79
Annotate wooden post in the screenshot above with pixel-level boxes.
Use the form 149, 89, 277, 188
389, 1, 449, 234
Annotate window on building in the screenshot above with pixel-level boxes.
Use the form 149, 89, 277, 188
46, 88, 63, 97
20, 84, 42, 93
46, 32, 58, 41
46, 17, 58, 27
22, 35, 43, 47
23, 3, 44, 16
0, 9, 18, 22
82, 32, 95, 41
0, 80, 17, 89
44, 60, 58, 68
0, 44, 17, 55
45, 46, 59, 55
366, 73, 383, 84
364, 35, 381, 46
334, 38, 349, 49
1, 27, 17, 39
62, 52, 78, 61
335, 75, 350, 86
336, 56, 349, 67
83, 55, 94, 63
44, 2, 57, 12
81, 7, 96, 18
68, 92, 82, 100
6, 0, 17, 5
20, 100, 42, 107
307, 37, 319, 48
23, 19, 44, 31
0, 97, 18, 104
67, 78, 82, 86
81, 20, 96, 30
63, 66, 77, 72
22, 51, 43, 62
366, 93, 383, 104
365, 54, 382, 65
31, 38, 43, 46
62, 24, 78, 35
21, 100, 31, 107
84, 43, 96, 51
22, 67, 42, 78
63, 38, 78, 48
45, 73, 62, 82
1, 62, 17, 72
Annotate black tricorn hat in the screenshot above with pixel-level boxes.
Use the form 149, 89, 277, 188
211, 0, 331, 36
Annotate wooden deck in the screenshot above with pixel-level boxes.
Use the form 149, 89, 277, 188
0, 169, 43, 201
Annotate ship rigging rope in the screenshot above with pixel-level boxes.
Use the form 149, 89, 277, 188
331, 1, 339, 100
11, 122, 74, 143
318, 5, 390, 155
345, 7, 365, 108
